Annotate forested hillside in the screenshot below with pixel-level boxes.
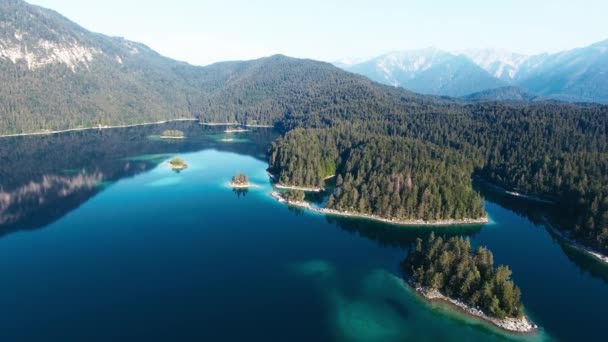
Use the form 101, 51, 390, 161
0, 0, 202, 134
0, 0, 431, 134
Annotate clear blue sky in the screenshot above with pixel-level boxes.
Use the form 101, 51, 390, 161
28, 0, 608, 66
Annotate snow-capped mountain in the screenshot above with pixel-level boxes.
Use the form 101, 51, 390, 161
338, 40, 608, 103
456, 49, 531, 81
516, 39, 608, 103
0, 0, 149, 71
343, 48, 505, 97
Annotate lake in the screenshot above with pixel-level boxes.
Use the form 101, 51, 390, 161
0, 122, 606, 341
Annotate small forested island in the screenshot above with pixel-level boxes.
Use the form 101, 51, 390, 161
160, 130, 185, 139
230, 172, 250, 188
402, 234, 536, 332
168, 157, 188, 171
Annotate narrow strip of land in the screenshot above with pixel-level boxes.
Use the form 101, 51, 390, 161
200, 122, 239, 126
476, 178, 554, 204
245, 124, 274, 128
274, 184, 324, 192
542, 216, 608, 265
271, 192, 488, 226
224, 129, 250, 133
0, 118, 198, 138
411, 283, 537, 333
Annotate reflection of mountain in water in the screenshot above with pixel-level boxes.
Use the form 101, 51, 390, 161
0, 121, 278, 237
0, 172, 102, 233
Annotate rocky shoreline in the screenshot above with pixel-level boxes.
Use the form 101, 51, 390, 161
411, 282, 537, 333
167, 162, 187, 171
270, 192, 488, 226
160, 135, 185, 139
271, 191, 311, 207
0, 118, 197, 138
245, 124, 273, 128
542, 216, 608, 265
475, 177, 554, 204
224, 129, 249, 133
274, 184, 324, 192
229, 182, 256, 189
200, 122, 239, 126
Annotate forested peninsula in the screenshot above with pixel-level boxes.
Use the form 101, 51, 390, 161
269, 130, 487, 224
1, 3, 605, 254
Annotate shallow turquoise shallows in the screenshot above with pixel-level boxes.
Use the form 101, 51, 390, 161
0, 122, 606, 341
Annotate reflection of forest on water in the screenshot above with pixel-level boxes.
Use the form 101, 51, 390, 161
473, 179, 608, 281
0, 121, 278, 236
325, 215, 484, 249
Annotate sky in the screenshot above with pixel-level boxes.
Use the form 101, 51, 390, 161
27, 0, 608, 66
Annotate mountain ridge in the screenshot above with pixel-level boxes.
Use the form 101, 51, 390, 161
461, 86, 537, 102
345, 48, 506, 97
0, 0, 437, 135
338, 40, 608, 103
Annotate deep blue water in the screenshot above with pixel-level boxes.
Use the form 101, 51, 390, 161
0, 122, 606, 341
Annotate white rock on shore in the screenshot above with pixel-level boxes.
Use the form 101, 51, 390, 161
542, 216, 608, 265
270, 191, 311, 208
274, 184, 324, 192
270, 191, 489, 226
415, 285, 537, 333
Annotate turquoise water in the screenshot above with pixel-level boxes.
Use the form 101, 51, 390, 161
0, 122, 606, 341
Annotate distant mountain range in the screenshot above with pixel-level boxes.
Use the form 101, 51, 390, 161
336, 41, 608, 103
0, 0, 606, 137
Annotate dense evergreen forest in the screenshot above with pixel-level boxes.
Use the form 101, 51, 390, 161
269, 95, 608, 252
403, 234, 524, 319
269, 129, 485, 221
1, 0, 606, 252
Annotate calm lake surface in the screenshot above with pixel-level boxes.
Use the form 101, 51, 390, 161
0, 122, 606, 341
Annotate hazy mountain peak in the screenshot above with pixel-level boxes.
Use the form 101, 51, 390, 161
456, 48, 530, 81
340, 47, 504, 96
376, 48, 450, 78
337, 38, 608, 103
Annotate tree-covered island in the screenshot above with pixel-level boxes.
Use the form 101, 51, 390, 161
160, 130, 185, 139
402, 234, 536, 332
168, 157, 188, 171
230, 172, 250, 188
